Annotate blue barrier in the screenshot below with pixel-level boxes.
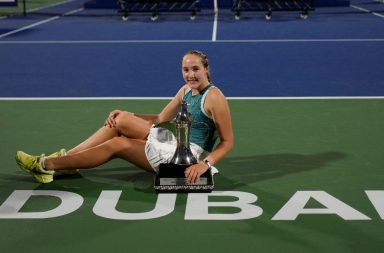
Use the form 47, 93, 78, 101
200, 0, 350, 8
84, 0, 350, 10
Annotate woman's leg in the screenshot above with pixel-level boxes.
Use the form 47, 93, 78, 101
45, 136, 154, 173
66, 127, 118, 155
67, 111, 152, 155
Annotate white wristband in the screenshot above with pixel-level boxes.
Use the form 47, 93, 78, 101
204, 159, 211, 169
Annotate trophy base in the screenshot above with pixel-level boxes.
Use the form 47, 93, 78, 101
154, 163, 214, 193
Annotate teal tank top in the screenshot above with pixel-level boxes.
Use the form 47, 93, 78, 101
183, 84, 218, 152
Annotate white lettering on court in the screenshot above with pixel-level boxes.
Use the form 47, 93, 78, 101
365, 190, 384, 219
185, 191, 263, 220
92, 190, 177, 220
272, 191, 371, 220
1, 190, 381, 220
0, 190, 83, 219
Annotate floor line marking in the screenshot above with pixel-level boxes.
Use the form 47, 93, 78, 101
0, 16, 60, 39
28, 0, 79, 13
351, 4, 384, 18
0, 0, 77, 19
1, 97, 384, 101
0, 8, 83, 39
1, 38, 384, 44
212, 0, 218, 42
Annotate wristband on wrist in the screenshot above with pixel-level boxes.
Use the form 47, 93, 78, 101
204, 159, 211, 169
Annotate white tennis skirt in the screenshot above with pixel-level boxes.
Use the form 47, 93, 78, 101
145, 126, 213, 173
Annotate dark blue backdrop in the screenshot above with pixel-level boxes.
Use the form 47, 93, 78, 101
0, 0, 383, 98
85, 0, 351, 10
202, 0, 350, 8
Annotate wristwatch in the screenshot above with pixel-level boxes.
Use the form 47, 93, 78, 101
204, 159, 212, 169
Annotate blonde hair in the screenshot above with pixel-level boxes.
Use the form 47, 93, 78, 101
184, 50, 211, 83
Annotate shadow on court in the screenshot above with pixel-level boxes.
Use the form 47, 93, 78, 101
2, 150, 347, 193
217, 151, 347, 190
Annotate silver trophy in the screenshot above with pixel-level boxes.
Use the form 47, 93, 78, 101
153, 99, 214, 193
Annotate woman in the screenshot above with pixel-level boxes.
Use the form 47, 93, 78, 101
16, 50, 234, 185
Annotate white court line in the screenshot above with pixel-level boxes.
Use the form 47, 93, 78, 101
1, 97, 384, 101
28, 0, 78, 13
351, 4, 371, 13
0, 97, 172, 100
0, 16, 60, 39
1, 38, 384, 44
64, 7, 84, 16
351, 4, 384, 18
227, 96, 384, 100
0, 8, 84, 39
0, 0, 78, 19
212, 0, 218, 42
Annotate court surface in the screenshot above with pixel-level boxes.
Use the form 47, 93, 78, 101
1, 1, 384, 252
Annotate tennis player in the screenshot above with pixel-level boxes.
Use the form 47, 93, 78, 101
15, 50, 234, 185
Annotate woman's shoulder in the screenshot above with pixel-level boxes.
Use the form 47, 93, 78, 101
207, 85, 227, 101
205, 86, 228, 111
173, 84, 190, 99
204, 85, 229, 116
178, 84, 191, 95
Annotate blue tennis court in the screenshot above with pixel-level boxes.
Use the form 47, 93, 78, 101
1, 0, 384, 97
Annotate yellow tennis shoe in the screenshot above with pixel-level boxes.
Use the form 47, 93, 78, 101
15, 148, 80, 183
15, 151, 54, 184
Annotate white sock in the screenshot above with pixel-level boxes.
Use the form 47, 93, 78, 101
40, 156, 46, 169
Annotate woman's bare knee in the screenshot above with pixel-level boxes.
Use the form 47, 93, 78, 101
107, 137, 133, 154
114, 112, 151, 139
113, 111, 132, 124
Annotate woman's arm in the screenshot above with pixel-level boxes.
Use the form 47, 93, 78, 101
204, 88, 234, 165
155, 85, 187, 124
105, 85, 187, 127
131, 85, 188, 124
184, 87, 234, 183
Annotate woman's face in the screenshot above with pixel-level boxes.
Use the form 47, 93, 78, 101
182, 54, 209, 90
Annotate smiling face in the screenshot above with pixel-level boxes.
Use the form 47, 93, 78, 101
182, 53, 210, 91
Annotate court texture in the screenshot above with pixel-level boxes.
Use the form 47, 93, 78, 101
1, 0, 384, 252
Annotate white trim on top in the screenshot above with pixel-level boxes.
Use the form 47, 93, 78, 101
2, 38, 384, 44
1, 96, 384, 101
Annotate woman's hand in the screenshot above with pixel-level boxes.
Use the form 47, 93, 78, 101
184, 162, 210, 184
104, 110, 126, 128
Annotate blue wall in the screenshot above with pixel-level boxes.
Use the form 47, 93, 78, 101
85, 0, 350, 10
201, 0, 350, 8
